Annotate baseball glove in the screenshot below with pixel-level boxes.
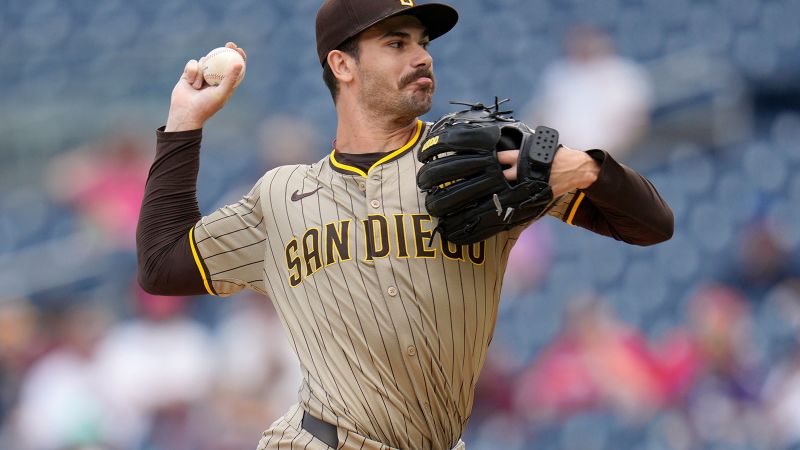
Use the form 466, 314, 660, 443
417, 99, 560, 245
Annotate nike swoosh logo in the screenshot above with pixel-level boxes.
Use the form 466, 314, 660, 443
291, 186, 322, 202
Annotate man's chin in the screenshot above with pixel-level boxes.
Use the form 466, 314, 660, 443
382, 90, 434, 122
409, 90, 434, 114
405, 101, 432, 119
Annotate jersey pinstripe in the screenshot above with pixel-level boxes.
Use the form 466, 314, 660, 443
191, 120, 577, 449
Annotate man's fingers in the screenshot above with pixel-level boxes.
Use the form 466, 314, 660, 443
193, 57, 206, 89
183, 59, 199, 85
497, 150, 519, 165
217, 63, 244, 93
498, 150, 519, 182
225, 41, 247, 62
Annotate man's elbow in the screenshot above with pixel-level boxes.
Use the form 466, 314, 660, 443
634, 207, 675, 246
137, 269, 166, 296
136, 255, 174, 296
654, 206, 675, 243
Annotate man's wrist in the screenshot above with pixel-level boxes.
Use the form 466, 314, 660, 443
165, 120, 205, 133
576, 151, 600, 189
165, 113, 205, 132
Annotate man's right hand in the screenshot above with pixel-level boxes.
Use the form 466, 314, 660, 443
165, 42, 246, 132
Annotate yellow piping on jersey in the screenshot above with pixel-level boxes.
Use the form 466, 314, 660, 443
566, 192, 586, 225
329, 120, 423, 178
189, 227, 216, 296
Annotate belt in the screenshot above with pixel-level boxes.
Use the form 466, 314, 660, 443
301, 411, 463, 450
302, 410, 338, 449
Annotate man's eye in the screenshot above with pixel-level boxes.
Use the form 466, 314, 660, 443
421, 42, 430, 50
389, 42, 403, 48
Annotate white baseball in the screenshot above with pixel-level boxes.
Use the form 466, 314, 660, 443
202, 47, 246, 87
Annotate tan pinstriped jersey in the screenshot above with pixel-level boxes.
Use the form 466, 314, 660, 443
190, 120, 577, 449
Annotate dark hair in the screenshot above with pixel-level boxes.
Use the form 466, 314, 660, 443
322, 35, 360, 103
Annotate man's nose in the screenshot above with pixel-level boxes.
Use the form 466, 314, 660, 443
412, 44, 433, 68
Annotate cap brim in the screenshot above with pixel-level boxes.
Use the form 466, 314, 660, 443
389, 3, 458, 42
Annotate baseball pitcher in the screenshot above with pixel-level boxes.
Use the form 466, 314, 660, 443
136, 1, 674, 449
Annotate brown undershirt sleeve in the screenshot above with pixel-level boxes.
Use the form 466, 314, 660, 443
135, 127, 209, 296
568, 149, 674, 246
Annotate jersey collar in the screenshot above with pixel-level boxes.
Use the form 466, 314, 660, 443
329, 120, 424, 177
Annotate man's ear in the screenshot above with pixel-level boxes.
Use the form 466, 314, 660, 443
328, 50, 355, 83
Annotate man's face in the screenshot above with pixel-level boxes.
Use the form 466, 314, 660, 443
353, 15, 435, 121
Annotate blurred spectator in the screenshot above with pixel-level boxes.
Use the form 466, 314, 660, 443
0, 298, 45, 428
13, 301, 113, 450
722, 220, 798, 301
679, 283, 769, 447
468, 340, 527, 450
43, 131, 151, 249
471, 342, 519, 424
765, 347, 800, 448
502, 223, 554, 301
686, 284, 762, 391
758, 279, 800, 448
525, 25, 653, 161
206, 292, 302, 450
92, 285, 215, 450
514, 297, 679, 424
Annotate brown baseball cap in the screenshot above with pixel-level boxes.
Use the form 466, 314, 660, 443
316, 0, 458, 66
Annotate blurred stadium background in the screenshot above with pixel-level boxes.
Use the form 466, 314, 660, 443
1, 0, 799, 449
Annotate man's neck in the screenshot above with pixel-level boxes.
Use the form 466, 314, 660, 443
334, 101, 418, 155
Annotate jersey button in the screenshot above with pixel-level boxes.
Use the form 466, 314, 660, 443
406, 346, 416, 356
387, 286, 398, 297
358, 181, 366, 192
370, 199, 381, 209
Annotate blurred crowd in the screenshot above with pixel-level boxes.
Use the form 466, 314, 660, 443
468, 278, 800, 449
0, 287, 302, 450
0, 115, 318, 450
2, 0, 800, 448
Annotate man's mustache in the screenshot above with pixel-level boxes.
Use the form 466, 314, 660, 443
400, 69, 435, 88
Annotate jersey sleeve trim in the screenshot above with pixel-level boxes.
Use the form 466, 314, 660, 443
566, 192, 586, 225
188, 227, 217, 296
328, 120, 423, 177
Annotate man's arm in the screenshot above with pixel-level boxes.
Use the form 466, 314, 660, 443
136, 129, 207, 295
136, 43, 245, 295
548, 148, 674, 246
501, 143, 672, 245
